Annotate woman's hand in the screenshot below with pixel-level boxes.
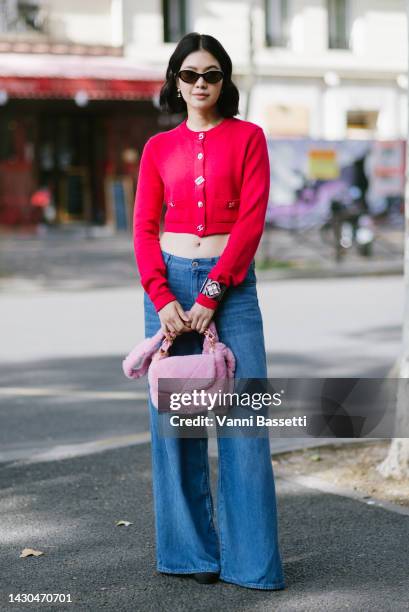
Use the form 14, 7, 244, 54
158, 300, 192, 336
187, 303, 216, 334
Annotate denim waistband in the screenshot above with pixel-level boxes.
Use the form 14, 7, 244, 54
161, 249, 256, 272
161, 249, 221, 266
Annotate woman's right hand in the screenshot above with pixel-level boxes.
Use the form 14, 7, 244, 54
158, 300, 192, 336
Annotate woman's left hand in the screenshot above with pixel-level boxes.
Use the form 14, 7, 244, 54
187, 303, 216, 334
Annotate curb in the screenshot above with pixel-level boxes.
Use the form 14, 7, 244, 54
0, 261, 403, 294
267, 357, 401, 455
270, 358, 404, 511
255, 261, 403, 282
274, 471, 409, 517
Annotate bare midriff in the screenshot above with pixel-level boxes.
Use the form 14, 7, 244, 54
160, 232, 230, 258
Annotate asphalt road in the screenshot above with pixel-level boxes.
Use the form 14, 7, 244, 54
1, 441, 408, 612
0, 275, 404, 462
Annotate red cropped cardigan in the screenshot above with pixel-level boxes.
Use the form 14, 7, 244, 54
133, 116, 270, 312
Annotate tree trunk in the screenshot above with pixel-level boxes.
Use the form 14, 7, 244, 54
376, 382, 409, 479
376, 133, 409, 479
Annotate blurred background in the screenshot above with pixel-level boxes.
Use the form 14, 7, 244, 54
0, 0, 406, 247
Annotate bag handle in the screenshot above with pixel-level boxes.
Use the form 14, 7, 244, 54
155, 320, 219, 358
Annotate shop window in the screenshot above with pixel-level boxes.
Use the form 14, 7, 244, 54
328, 0, 351, 50
265, 0, 290, 48
0, 116, 34, 162
0, 117, 15, 160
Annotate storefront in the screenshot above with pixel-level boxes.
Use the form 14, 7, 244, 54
0, 56, 165, 229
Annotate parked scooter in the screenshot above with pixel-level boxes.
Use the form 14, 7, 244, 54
320, 186, 375, 261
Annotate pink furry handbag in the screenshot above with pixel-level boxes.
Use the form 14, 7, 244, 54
122, 321, 236, 414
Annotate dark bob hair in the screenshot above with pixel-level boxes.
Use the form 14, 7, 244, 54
159, 32, 240, 117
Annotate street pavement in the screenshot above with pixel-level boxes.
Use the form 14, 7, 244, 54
0, 226, 407, 611
0, 226, 404, 458
0, 275, 403, 462
1, 440, 408, 611
0, 222, 404, 292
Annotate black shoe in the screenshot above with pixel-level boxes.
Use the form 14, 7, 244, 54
191, 572, 220, 584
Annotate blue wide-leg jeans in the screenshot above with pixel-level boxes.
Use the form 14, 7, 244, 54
143, 250, 286, 590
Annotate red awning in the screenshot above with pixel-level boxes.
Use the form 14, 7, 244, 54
0, 76, 162, 100
0, 53, 165, 101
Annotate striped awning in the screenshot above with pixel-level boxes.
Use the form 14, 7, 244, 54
0, 53, 164, 100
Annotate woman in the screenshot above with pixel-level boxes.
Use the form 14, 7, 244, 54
133, 32, 286, 591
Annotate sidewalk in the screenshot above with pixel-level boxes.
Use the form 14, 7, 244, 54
257, 223, 404, 280
1, 440, 407, 611
0, 223, 404, 293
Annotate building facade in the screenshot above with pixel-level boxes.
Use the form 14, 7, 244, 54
0, 0, 407, 227
121, 0, 407, 140
0, 0, 163, 227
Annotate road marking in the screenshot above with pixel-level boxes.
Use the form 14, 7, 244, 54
2, 432, 152, 466
0, 386, 148, 400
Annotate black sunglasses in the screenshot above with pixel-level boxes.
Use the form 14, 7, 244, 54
176, 69, 224, 84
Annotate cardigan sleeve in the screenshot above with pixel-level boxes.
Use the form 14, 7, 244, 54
133, 137, 178, 312
195, 127, 270, 310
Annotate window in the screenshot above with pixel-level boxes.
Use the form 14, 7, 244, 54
265, 104, 310, 137
0, 0, 47, 34
346, 110, 379, 138
265, 0, 290, 48
328, 0, 350, 50
163, 0, 187, 43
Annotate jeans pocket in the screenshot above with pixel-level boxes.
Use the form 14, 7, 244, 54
161, 250, 170, 264
144, 291, 161, 337
240, 261, 257, 287
161, 251, 173, 273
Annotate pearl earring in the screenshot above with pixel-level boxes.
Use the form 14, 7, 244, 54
177, 89, 182, 98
